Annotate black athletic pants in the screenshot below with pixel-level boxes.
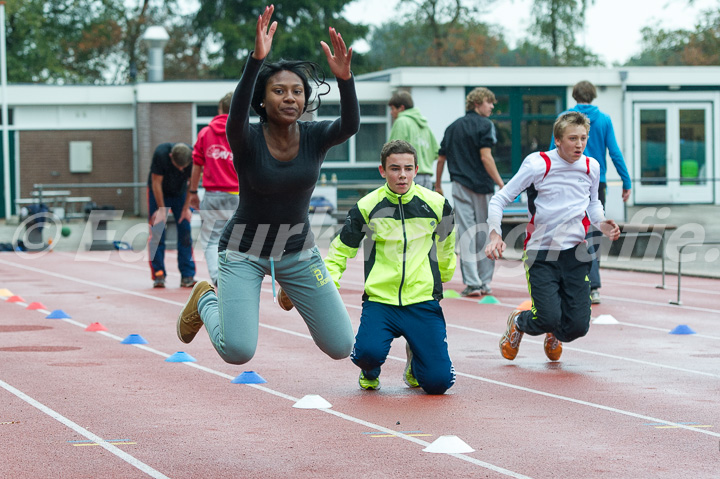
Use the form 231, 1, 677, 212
517, 244, 592, 343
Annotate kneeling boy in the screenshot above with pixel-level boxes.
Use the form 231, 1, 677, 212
325, 140, 457, 394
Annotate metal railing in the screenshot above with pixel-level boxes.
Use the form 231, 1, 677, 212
33, 182, 147, 216
669, 241, 720, 305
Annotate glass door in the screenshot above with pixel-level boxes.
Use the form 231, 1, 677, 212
634, 102, 713, 204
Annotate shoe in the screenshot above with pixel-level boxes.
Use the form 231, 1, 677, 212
544, 333, 563, 361
480, 285, 493, 295
499, 310, 524, 360
277, 287, 294, 311
180, 276, 197, 288
590, 289, 601, 304
461, 286, 483, 297
153, 271, 165, 288
358, 371, 380, 390
177, 281, 214, 344
403, 342, 419, 388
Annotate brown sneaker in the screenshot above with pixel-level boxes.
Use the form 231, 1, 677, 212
499, 310, 524, 360
277, 287, 294, 311
544, 333, 562, 361
177, 281, 214, 343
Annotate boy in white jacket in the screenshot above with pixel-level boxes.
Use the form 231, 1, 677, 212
485, 111, 620, 361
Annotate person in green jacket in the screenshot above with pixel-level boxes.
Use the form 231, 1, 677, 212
388, 91, 440, 190
325, 140, 457, 394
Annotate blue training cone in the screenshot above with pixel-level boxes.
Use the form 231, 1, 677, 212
231, 371, 267, 384
165, 351, 197, 362
46, 309, 71, 319
121, 334, 148, 344
669, 324, 696, 335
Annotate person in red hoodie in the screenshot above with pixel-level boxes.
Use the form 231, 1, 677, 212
183, 92, 239, 286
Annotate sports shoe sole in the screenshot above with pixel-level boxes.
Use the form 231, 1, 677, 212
278, 288, 294, 311
500, 310, 524, 360
177, 281, 212, 344
544, 333, 562, 361
403, 342, 419, 388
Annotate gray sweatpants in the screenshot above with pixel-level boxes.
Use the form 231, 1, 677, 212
198, 246, 354, 365
451, 181, 495, 289
198, 191, 239, 285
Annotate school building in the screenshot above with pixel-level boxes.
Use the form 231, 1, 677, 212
2, 65, 719, 221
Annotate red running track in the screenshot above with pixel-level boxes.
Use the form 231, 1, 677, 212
1, 249, 719, 478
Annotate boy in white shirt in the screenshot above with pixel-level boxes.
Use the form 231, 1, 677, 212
485, 111, 620, 361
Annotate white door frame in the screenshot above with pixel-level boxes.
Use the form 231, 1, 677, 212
624, 91, 719, 205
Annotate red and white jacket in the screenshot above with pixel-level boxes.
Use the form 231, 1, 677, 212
192, 114, 238, 193
488, 149, 605, 251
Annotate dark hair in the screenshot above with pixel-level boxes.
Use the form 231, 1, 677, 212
251, 60, 330, 123
381, 140, 417, 169
572, 81, 597, 104
170, 143, 192, 168
388, 90, 413, 109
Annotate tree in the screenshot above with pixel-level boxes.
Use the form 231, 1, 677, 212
2, 0, 205, 84
530, 0, 602, 66
366, 18, 509, 69
626, 8, 720, 66
192, 0, 369, 79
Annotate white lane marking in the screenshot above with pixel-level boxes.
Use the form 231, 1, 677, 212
453, 370, 720, 438
3, 258, 719, 441
1, 262, 529, 477
447, 323, 720, 378
0, 379, 170, 479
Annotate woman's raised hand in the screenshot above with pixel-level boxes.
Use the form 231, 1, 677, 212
320, 27, 353, 81
252, 5, 277, 61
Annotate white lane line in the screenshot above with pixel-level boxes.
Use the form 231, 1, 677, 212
447, 324, 720, 378
338, 275, 720, 314
453, 370, 720, 438
3, 258, 719, 441
0, 379, 170, 479
3, 258, 718, 378
0, 262, 529, 477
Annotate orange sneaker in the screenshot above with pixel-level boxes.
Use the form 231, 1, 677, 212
544, 333, 562, 361
277, 287, 294, 311
500, 310, 524, 360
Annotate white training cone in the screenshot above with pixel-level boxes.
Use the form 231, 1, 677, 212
592, 314, 619, 325
423, 435, 475, 454
292, 394, 332, 409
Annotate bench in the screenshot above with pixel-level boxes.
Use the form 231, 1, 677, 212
15, 192, 92, 221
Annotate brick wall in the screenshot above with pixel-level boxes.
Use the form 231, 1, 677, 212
19, 130, 136, 214
137, 102, 193, 216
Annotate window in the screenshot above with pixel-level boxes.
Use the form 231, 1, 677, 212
317, 102, 389, 165
0, 108, 13, 126
475, 87, 565, 178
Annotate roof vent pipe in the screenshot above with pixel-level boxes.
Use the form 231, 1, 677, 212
142, 26, 169, 82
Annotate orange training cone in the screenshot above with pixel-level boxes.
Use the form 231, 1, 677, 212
85, 322, 108, 332
26, 302, 48, 310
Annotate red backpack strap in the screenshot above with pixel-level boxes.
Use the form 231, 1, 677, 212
539, 152, 552, 179
585, 156, 590, 175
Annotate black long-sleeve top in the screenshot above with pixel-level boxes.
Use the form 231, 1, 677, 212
219, 55, 360, 258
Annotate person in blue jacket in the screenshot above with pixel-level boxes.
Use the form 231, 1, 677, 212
550, 81, 632, 304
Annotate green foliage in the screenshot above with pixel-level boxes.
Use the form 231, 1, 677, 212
530, 0, 599, 66
2, 0, 200, 84
626, 9, 720, 66
193, 0, 369, 79
366, 19, 509, 68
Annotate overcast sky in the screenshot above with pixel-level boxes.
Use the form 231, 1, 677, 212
342, 0, 718, 65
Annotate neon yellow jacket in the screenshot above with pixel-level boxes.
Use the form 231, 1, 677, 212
325, 183, 456, 306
